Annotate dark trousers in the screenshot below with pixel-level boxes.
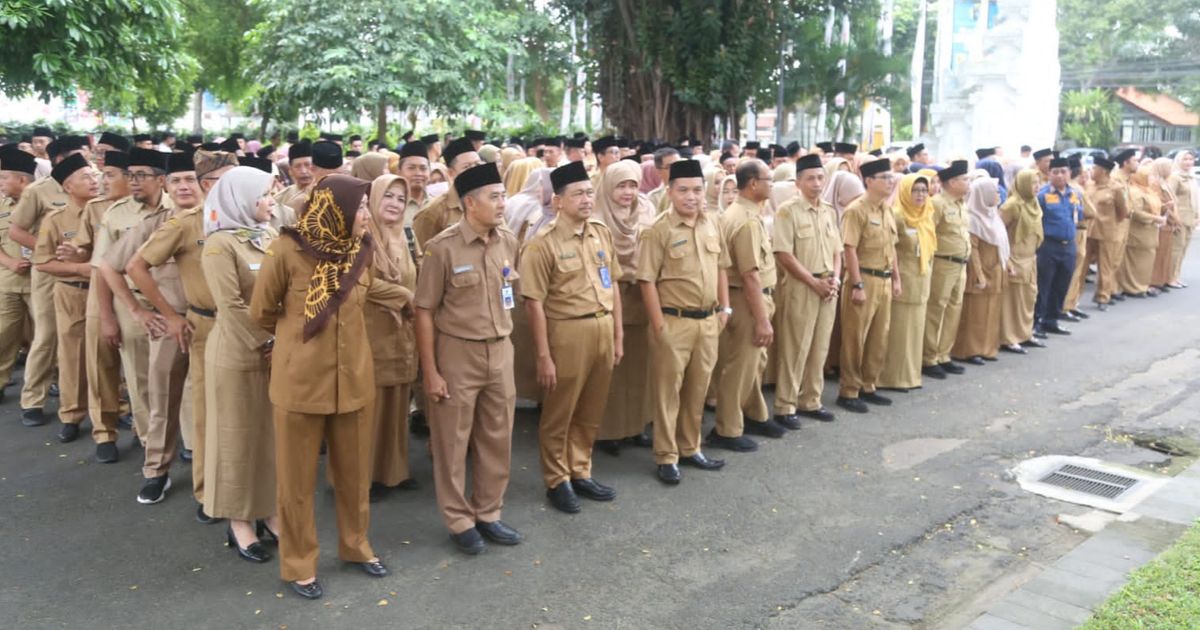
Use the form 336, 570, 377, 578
1035, 238, 1076, 327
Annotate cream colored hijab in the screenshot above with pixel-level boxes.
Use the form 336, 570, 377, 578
966, 176, 1010, 268
503, 157, 543, 197
595, 159, 656, 278
351, 153, 389, 182
367, 174, 413, 285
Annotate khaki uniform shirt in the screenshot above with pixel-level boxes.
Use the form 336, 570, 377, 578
363, 238, 418, 385
11, 176, 68, 234
411, 190, 463, 249
720, 197, 778, 290
74, 197, 119, 315
202, 230, 275, 370
89, 196, 168, 291
773, 195, 840, 277
931, 193, 970, 259
274, 183, 306, 209
0, 197, 31, 294
519, 217, 622, 320
635, 208, 731, 310
842, 196, 898, 271
249, 237, 407, 414
414, 222, 520, 340
33, 202, 89, 282
1086, 180, 1128, 243
1168, 173, 1197, 227
137, 207, 217, 311
105, 206, 187, 314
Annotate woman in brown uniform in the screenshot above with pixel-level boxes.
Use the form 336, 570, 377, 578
952, 176, 1008, 363
1149, 158, 1179, 292
1117, 166, 1167, 298
364, 174, 419, 501
1167, 151, 1197, 288
591, 160, 657, 455
879, 174, 935, 391
250, 174, 408, 599
200, 166, 280, 563
999, 169, 1043, 354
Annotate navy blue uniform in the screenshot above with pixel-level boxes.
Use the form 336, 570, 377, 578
1034, 183, 1084, 328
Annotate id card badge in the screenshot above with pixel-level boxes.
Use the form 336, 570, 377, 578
20, 247, 32, 259
597, 250, 612, 289
501, 259, 515, 310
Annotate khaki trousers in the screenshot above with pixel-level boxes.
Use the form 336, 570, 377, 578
428, 335, 515, 534
20, 268, 56, 409
922, 259, 965, 366
598, 283, 649, 440
370, 383, 412, 487
52, 283, 88, 424
1092, 239, 1122, 303
839, 275, 892, 398
1063, 228, 1089, 312
539, 315, 614, 488
188, 311, 214, 502
714, 289, 773, 435
774, 281, 836, 414
274, 408, 375, 582
1170, 225, 1193, 283
85, 315, 123, 443
141, 332, 189, 478
113, 298, 151, 439
0, 290, 32, 390
648, 314, 719, 465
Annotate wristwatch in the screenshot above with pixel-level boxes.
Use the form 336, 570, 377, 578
852, 282, 865, 290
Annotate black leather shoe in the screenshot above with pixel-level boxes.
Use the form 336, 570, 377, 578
656, 464, 681, 485
836, 397, 869, 413
196, 503, 222, 525
368, 482, 390, 503
409, 411, 429, 437
546, 482, 582, 513
861, 391, 892, 406
594, 439, 621, 456
357, 559, 388, 578
290, 579, 323, 600
940, 361, 965, 374
1001, 344, 1027, 354
679, 452, 725, 470
624, 431, 653, 448
1043, 323, 1071, 335
1096, 302, 1109, 312
773, 414, 802, 430
20, 408, 47, 427
476, 520, 522, 545
227, 526, 271, 563
1112, 293, 1126, 301
396, 478, 419, 491
981, 355, 998, 362
1022, 338, 1047, 348
1147, 288, 1160, 298
57, 423, 80, 443
921, 364, 947, 379
117, 414, 132, 430
1032, 329, 1048, 339
706, 430, 758, 452
1059, 311, 1080, 322
256, 520, 279, 545
744, 418, 786, 438
1071, 309, 1090, 319
96, 441, 119, 464
571, 478, 616, 501
450, 527, 486, 555
798, 408, 836, 422
179, 447, 193, 462
958, 356, 986, 366
1127, 291, 1146, 299
48, 382, 59, 397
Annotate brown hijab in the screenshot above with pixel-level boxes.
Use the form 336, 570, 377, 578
283, 174, 373, 341
350, 152, 389, 182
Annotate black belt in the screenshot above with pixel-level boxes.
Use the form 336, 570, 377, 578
568, 310, 611, 320
662, 307, 716, 319
813, 271, 833, 279
732, 286, 774, 296
1047, 238, 1071, 246
860, 268, 892, 279
59, 281, 89, 289
188, 305, 216, 318
935, 254, 968, 265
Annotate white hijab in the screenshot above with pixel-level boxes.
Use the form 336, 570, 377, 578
203, 166, 273, 236
966, 176, 1010, 269
504, 167, 554, 241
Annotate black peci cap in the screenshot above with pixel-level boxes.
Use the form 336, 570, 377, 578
668, 159, 704, 181
399, 140, 428, 160
103, 150, 130, 170
311, 141, 343, 169
0, 145, 37, 175
795, 154, 822, 172
938, 160, 970, 181
905, 143, 925, 158
549, 161, 589, 191
51, 153, 90, 185
98, 132, 131, 152
167, 152, 196, 174
441, 137, 476, 169
860, 158, 891, 178
239, 155, 274, 173
1032, 148, 1054, 160
129, 147, 168, 170
453, 163, 502, 198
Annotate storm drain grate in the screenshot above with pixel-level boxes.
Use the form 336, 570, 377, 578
1039, 464, 1140, 499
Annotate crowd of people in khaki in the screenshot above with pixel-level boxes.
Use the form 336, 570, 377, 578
0, 127, 1196, 600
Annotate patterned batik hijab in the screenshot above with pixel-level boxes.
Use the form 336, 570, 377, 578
282, 174, 373, 341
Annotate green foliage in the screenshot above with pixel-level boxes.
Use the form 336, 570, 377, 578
1060, 89, 1122, 148
181, 0, 265, 105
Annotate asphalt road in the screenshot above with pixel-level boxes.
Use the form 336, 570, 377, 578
4, 249, 1200, 630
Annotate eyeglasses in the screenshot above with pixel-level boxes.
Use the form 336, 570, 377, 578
128, 171, 161, 181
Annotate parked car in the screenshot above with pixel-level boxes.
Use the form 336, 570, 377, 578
1166, 146, 1198, 160
1060, 147, 1108, 161
1110, 144, 1164, 160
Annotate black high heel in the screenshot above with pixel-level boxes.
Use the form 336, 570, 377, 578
227, 525, 271, 563
255, 519, 279, 545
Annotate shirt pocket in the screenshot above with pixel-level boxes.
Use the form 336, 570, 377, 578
450, 271, 482, 289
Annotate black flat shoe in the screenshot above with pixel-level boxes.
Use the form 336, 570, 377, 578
96, 441, 119, 463
450, 528, 486, 555
706, 430, 758, 452
921, 365, 947, 379
656, 464, 681, 485
773, 414, 802, 430
476, 520, 522, 545
1058, 311, 1080, 322
227, 526, 271, 563
546, 481, 582, 513
290, 579, 322, 600
196, 503, 222, 525
256, 520, 279, 545
957, 356, 985, 366
117, 414, 132, 430
48, 383, 59, 397
1112, 293, 1126, 301
836, 397, 869, 413
1001, 344, 1027, 354
744, 418, 786, 438
57, 423, 80, 443
624, 431, 653, 448
409, 411, 429, 437
877, 386, 911, 393
368, 482, 390, 503
1032, 330, 1048, 339
357, 559, 388, 578
1096, 302, 1109, 312
981, 355, 998, 362
679, 452, 725, 470
1043, 323, 1071, 335
594, 439, 621, 456
20, 408, 47, 427
940, 361, 965, 374
797, 408, 836, 422
1070, 309, 1090, 319
571, 478, 616, 501
1147, 288, 1160, 298
1127, 292, 1146, 299
861, 391, 892, 406
179, 447, 193, 462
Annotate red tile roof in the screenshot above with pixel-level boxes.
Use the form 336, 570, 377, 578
1116, 87, 1199, 127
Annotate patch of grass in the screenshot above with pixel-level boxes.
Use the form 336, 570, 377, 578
1081, 520, 1200, 629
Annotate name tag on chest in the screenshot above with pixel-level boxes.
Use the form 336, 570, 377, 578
248, 262, 261, 271
453, 264, 475, 274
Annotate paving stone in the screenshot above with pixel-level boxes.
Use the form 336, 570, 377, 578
1023, 567, 1120, 610
1052, 553, 1131, 584
1134, 495, 1200, 525
1003, 589, 1093, 625
1071, 536, 1156, 572
969, 613, 1031, 630
989, 599, 1077, 630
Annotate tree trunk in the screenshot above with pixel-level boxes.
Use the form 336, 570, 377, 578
258, 101, 270, 141
375, 97, 388, 145
533, 73, 549, 122
192, 90, 203, 135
